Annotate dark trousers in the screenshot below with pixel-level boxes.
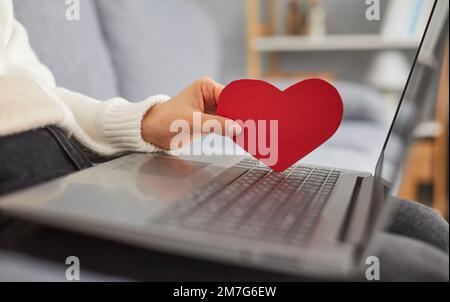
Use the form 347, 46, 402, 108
0, 127, 96, 195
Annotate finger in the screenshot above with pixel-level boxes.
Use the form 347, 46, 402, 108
196, 77, 224, 112
201, 113, 242, 137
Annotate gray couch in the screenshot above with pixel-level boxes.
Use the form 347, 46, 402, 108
0, 0, 391, 281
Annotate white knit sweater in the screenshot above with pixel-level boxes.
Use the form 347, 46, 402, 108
0, 0, 169, 155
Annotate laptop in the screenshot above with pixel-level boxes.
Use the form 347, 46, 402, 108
0, 0, 447, 280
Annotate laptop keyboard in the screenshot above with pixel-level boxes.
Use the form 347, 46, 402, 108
154, 158, 341, 246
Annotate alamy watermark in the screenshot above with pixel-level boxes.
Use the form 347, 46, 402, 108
65, 0, 80, 21
63, 254, 380, 281
170, 112, 279, 166
365, 256, 380, 281
65, 256, 80, 281
365, 0, 380, 21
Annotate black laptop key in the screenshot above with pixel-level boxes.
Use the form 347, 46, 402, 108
180, 167, 269, 229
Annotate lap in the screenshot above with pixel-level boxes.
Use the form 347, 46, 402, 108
0, 127, 92, 195
367, 198, 449, 281
372, 232, 449, 281
387, 198, 449, 254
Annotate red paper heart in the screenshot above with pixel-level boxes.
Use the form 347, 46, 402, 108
217, 79, 343, 172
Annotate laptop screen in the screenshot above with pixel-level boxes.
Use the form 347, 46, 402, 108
374, 0, 448, 190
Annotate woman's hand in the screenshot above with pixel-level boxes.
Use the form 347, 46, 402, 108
141, 77, 242, 150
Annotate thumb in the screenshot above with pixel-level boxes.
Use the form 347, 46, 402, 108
201, 113, 242, 137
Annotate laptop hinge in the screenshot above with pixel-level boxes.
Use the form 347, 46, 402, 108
339, 176, 375, 248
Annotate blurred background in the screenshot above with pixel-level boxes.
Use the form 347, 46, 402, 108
199, 0, 421, 89
13, 0, 448, 218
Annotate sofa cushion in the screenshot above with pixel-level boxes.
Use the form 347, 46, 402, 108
333, 81, 388, 124
12, 0, 119, 100
95, 0, 221, 101
270, 79, 388, 125
301, 120, 388, 172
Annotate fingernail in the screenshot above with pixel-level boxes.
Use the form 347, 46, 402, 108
227, 122, 242, 137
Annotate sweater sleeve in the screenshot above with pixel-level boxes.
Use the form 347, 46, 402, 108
51, 87, 170, 154
1, 1, 170, 155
